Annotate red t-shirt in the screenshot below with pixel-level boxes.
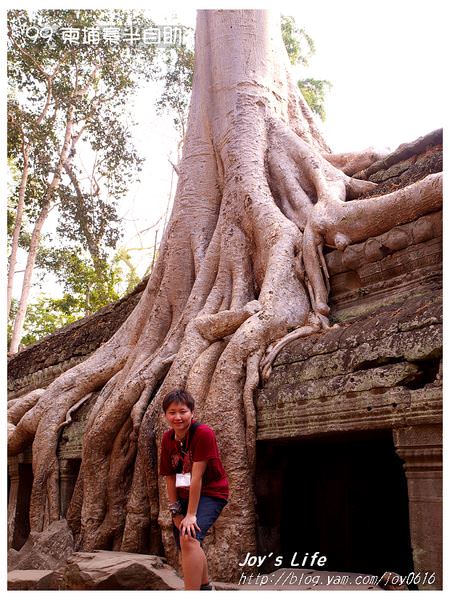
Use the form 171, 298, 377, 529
159, 422, 229, 501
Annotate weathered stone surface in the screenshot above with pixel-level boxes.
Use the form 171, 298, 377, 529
352, 128, 442, 180
7, 276, 148, 397
58, 393, 99, 458
257, 385, 441, 440
7, 548, 19, 570
266, 362, 418, 401
60, 550, 183, 590
393, 425, 442, 590
8, 519, 74, 571
7, 569, 60, 591
258, 289, 441, 440
271, 290, 441, 368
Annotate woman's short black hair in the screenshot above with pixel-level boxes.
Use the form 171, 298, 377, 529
162, 389, 195, 413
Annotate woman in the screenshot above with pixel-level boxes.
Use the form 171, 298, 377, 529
159, 389, 229, 590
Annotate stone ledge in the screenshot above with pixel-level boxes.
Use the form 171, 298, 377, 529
272, 289, 441, 369
257, 386, 442, 440
7, 570, 60, 590
353, 128, 442, 180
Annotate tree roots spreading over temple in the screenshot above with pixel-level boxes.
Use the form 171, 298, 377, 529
8, 11, 441, 581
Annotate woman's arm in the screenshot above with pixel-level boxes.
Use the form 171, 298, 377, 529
166, 474, 184, 530
180, 460, 207, 537
165, 474, 178, 504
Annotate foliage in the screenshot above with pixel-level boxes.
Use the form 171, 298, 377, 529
280, 14, 315, 66
36, 245, 123, 314
7, 9, 164, 347
280, 15, 331, 121
155, 26, 194, 142
7, 8, 158, 229
298, 77, 332, 122
7, 241, 142, 348
17, 296, 80, 348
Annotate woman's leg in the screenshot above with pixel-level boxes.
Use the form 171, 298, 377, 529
179, 495, 227, 589
179, 534, 207, 590
201, 552, 209, 586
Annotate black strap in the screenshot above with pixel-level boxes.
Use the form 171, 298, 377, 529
174, 421, 202, 473
186, 421, 201, 450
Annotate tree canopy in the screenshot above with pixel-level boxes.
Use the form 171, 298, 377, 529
7, 9, 163, 349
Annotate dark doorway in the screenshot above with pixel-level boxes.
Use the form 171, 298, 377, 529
255, 429, 414, 577
60, 458, 81, 517
11, 463, 33, 550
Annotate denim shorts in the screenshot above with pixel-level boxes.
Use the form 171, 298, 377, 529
172, 495, 227, 550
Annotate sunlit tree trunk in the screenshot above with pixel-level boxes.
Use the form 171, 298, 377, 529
7, 145, 30, 318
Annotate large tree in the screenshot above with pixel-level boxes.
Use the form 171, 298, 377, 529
7, 9, 156, 352
8, 10, 441, 582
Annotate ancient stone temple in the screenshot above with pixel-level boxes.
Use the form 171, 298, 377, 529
8, 130, 442, 590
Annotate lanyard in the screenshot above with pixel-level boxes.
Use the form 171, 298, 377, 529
173, 421, 200, 473
174, 420, 200, 453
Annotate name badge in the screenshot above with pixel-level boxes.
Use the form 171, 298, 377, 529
176, 472, 191, 487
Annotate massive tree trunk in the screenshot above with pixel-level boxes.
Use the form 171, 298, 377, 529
8, 10, 441, 583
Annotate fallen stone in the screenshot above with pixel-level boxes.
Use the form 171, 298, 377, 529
8, 519, 74, 571
60, 550, 183, 590
7, 570, 59, 591
7, 548, 20, 571
213, 581, 240, 590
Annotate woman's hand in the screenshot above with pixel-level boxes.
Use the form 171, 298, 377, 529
172, 514, 184, 530
180, 513, 200, 538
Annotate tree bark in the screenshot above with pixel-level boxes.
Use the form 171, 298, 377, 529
7, 71, 55, 318
7, 144, 30, 318
8, 10, 442, 584
9, 105, 76, 353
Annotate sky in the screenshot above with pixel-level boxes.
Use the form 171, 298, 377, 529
6, 1, 447, 293
145, 0, 446, 154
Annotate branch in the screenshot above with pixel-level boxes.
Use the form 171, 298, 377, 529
168, 156, 180, 176
33, 60, 62, 131
63, 161, 103, 272
10, 37, 49, 77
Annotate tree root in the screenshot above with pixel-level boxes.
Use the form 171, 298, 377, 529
195, 300, 262, 341
323, 147, 389, 176
57, 392, 94, 431
7, 388, 45, 426
260, 322, 321, 382
243, 350, 264, 471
